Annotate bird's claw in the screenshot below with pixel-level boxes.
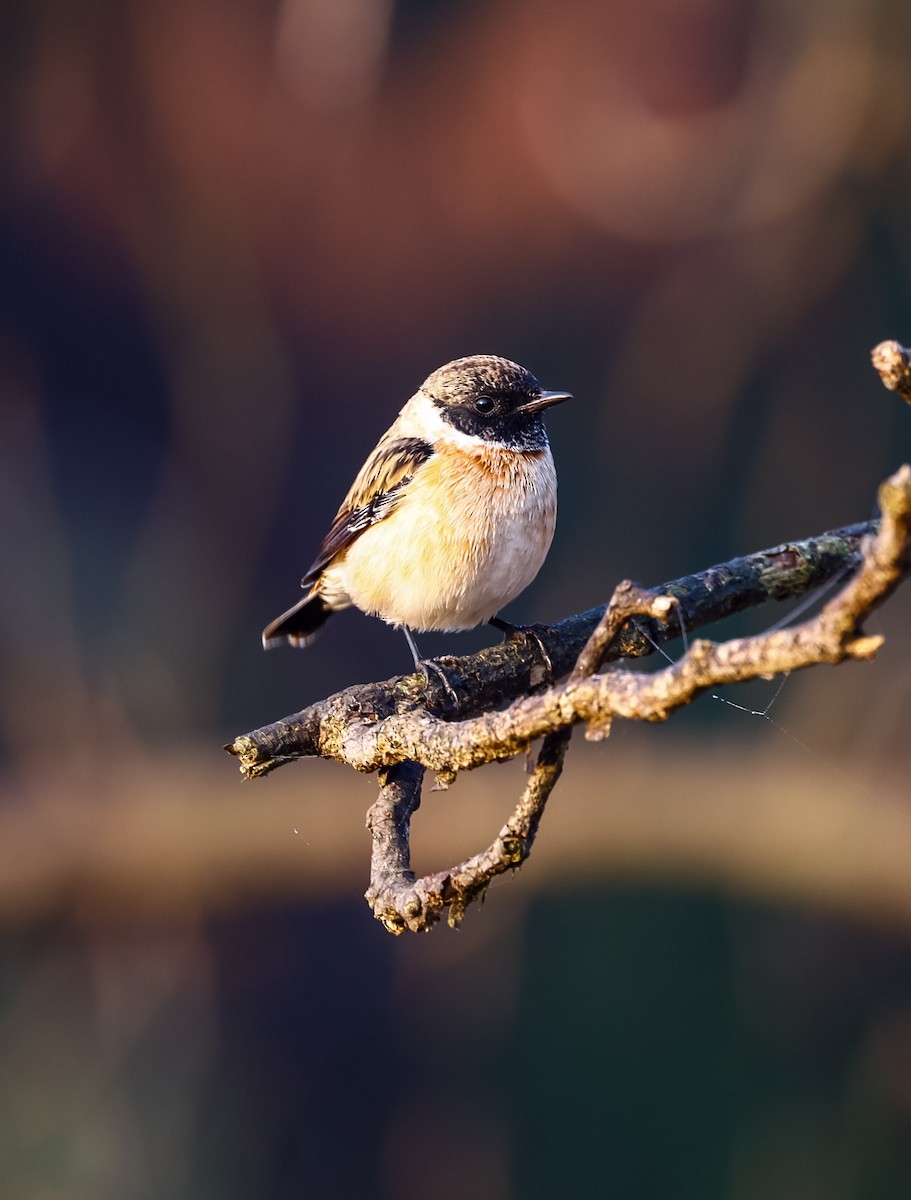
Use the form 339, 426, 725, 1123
490, 617, 554, 687
418, 658, 460, 711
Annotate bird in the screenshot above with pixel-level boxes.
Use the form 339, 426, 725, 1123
262, 354, 570, 680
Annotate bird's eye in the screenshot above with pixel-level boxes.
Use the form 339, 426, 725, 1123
474, 395, 494, 414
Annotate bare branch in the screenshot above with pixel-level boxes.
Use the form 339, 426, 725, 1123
227, 448, 910, 935
360, 574, 672, 930
371, 468, 906, 776
228, 520, 874, 778
365, 730, 572, 933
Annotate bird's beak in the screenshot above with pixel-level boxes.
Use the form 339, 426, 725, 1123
518, 390, 573, 414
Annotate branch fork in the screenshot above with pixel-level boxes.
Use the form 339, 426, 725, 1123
228, 450, 911, 932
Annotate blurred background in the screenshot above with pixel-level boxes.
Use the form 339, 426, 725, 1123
2, 0, 911, 1195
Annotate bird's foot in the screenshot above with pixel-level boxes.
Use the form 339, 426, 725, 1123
402, 627, 459, 710
416, 657, 460, 710
489, 616, 554, 687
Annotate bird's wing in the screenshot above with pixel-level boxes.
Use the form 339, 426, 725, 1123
302, 434, 433, 586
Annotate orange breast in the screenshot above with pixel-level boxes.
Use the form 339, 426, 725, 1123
326, 443, 558, 630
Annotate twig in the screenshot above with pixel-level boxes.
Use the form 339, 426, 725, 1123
365, 730, 571, 932
351, 468, 907, 776
232, 466, 910, 933
872, 340, 911, 405
228, 520, 873, 778
228, 508, 901, 777
360, 571, 667, 931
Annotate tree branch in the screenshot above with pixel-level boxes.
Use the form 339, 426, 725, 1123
227, 466, 911, 933
360, 579, 677, 929
365, 729, 572, 933
361, 468, 911, 931
226, 294, 911, 939
228, 519, 874, 778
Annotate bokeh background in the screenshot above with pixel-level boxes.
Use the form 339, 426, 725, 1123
3, 0, 911, 1196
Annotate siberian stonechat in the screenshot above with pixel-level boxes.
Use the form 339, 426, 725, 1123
262, 354, 570, 674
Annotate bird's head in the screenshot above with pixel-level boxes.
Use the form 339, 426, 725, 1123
420, 355, 571, 451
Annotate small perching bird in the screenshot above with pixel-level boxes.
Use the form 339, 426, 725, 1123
262, 354, 570, 675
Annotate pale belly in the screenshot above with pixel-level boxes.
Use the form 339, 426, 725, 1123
321, 448, 557, 631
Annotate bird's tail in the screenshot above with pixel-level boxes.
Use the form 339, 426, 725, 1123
262, 589, 333, 649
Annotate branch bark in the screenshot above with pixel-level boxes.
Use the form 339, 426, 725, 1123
228, 464, 911, 934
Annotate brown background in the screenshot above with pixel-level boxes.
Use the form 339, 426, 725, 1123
2, 1, 911, 1196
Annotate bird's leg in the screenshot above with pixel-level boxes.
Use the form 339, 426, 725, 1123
403, 628, 459, 709
489, 615, 554, 686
